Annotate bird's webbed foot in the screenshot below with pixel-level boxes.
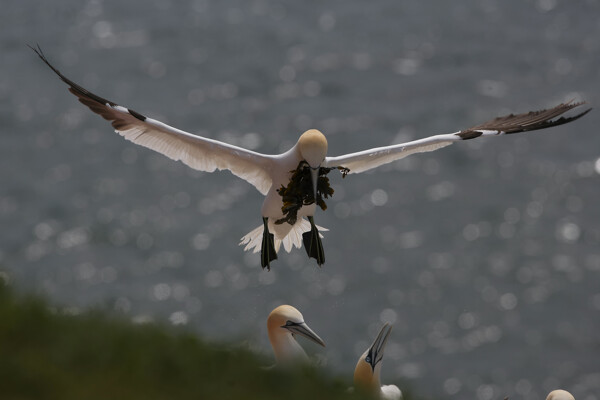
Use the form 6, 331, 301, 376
302, 216, 325, 267
261, 218, 278, 270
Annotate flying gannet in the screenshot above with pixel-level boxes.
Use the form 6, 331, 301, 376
267, 305, 325, 367
547, 390, 575, 400
31, 45, 591, 270
354, 323, 401, 400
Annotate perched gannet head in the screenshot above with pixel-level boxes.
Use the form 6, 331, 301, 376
267, 305, 325, 365
546, 390, 575, 400
298, 129, 328, 169
354, 323, 393, 393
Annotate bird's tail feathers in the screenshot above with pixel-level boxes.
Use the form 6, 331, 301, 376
240, 218, 327, 254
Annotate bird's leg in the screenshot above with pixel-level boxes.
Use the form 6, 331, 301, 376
261, 217, 277, 270
302, 216, 325, 267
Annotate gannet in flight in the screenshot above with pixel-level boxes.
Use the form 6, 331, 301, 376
31, 46, 591, 270
547, 390, 575, 400
267, 305, 325, 367
354, 323, 401, 400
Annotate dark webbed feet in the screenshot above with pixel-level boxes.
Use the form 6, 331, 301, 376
302, 216, 325, 266
261, 218, 278, 270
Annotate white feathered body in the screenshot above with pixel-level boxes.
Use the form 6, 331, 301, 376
240, 145, 326, 254
381, 385, 402, 400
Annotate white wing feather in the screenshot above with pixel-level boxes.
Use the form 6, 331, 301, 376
33, 47, 589, 187
33, 47, 274, 195
325, 101, 589, 174
324, 134, 456, 173
104, 107, 273, 195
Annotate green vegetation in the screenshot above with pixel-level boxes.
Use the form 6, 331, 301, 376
0, 282, 378, 400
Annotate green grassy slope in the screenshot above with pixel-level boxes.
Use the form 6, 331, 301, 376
0, 282, 383, 400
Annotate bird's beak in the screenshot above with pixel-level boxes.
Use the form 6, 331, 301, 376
286, 321, 326, 347
310, 167, 320, 202
366, 323, 393, 370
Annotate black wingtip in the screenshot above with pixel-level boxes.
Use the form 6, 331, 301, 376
30, 44, 73, 86
28, 44, 57, 74
28, 43, 45, 63
26, 43, 41, 54
560, 99, 591, 120
30, 45, 121, 108
460, 101, 591, 138
571, 107, 592, 121
514, 103, 592, 133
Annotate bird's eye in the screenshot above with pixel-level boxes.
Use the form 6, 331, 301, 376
365, 356, 371, 363
285, 321, 293, 326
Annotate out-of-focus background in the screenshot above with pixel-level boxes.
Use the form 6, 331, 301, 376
2, 0, 599, 399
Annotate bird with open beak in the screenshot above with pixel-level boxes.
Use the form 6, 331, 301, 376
354, 323, 402, 400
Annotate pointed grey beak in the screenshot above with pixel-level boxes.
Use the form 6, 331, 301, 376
310, 167, 319, 202
285, 321, 326, 347
366, 323, 393, 370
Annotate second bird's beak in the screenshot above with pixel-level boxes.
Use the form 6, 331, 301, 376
366, 323, 393, 370
286, 321, 326, 347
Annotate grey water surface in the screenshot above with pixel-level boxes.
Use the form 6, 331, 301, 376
2, 1, 600, 399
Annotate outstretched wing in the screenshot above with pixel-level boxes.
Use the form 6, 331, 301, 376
31, 45, 274, 195
324, 102, 590, 174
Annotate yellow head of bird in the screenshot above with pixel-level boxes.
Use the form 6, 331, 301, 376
298, 129, 328, 168
267, 305, 326, 347
353, 351, 381, 393
546, 390, 575, 400
267, 305, 304, 331
353, 323, 393, 393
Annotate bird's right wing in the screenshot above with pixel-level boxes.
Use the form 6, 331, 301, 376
31, 45, 274, 195
324, 102, 590, 174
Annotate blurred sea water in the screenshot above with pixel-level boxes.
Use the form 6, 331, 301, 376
1, 0, 600, 399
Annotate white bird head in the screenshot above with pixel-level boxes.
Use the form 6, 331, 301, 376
354, 323, 393, 393
298, 129, 328, 169
547, 390, 575, 400
267, 305, 325, 366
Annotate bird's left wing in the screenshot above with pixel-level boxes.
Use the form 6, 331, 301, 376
31, 46, 274, 195
324, 102, 590, 174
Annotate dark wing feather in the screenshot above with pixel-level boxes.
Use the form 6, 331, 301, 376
459, 101, 591, 138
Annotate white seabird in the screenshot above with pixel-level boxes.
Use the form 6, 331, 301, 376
354, 323, 401, 400
31, 46, 591, 270
267, 305, 325, 367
